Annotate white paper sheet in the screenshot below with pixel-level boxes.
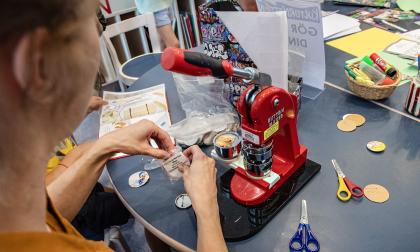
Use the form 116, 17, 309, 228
99, 84, 171, 138
325, 26, 362, 40
384, 39, 419, 60
322, 13, 360, 39
402, 29, 420, 42
216, 11, 288, 90
257, 0, 326, 97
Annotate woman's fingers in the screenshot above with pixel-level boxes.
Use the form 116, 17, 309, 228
143, 147, 170, 160
151, 126, 174, 152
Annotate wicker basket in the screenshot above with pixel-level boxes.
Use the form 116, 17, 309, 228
345, 61, 401, 100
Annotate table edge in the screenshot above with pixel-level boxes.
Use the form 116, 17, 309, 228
106, 167, 196, 252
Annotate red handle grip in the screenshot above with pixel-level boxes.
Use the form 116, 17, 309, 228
161, 47, 234, 78
343, 177, 364, 198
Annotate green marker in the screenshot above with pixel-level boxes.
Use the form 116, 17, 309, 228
362, 55, 384, 73
362, 56, 374, 66
344, 65, 357, 79
344, 65, 374, 85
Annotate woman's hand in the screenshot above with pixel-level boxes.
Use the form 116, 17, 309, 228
182, 146, 218, 218
99, 120, 174, 159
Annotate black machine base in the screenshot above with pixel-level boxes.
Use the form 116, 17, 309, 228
217, 159, 321, 242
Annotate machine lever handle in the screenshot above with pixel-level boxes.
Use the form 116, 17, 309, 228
161, 47, 234, 78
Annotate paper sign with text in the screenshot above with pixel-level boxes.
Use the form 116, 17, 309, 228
257, 0, 325, 96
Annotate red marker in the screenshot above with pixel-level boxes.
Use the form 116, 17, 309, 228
370, 53, 397, 78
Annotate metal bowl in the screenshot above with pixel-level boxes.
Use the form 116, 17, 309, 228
213, 131, 242, 160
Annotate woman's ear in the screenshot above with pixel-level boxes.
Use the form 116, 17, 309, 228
12, 33, 31, 90
12, 28, 54, 103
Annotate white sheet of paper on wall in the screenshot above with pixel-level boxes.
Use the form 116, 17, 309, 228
217, 11, 289, 90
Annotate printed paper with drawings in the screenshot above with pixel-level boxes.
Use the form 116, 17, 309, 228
333, 0, 391, 8
402, 29, 420, 42
384, 39, 419, 60
99, 84, 171, 158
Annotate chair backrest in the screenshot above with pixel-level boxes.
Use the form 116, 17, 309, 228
103, 13, 161, 74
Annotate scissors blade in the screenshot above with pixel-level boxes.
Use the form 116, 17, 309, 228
300, 200, 308, 224
331, 159, 345, 178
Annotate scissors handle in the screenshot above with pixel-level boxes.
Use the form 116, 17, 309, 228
337, 177, 351, 201
306, 224, 320, 252
289, 224, 305, 252
343, 177, 364, 198
289, 224, 320, 252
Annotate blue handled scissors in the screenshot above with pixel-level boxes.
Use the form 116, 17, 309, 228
289, 200, 320, 252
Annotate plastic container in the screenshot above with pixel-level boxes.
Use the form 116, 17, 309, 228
161, 146, 190, 181
143, 146, 190, 181
359, 61, 386, 84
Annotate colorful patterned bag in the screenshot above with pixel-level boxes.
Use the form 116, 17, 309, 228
199, 0, 258, 106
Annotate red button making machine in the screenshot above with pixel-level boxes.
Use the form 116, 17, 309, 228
161, 48, 321, 241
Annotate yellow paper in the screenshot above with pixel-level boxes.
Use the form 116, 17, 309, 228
327, 28, 401, 57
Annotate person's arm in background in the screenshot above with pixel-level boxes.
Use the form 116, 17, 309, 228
46, 96, 107, 185
47, 120, 174, 221
239, 0, 258, 11
86, 96, 107, 114
45, 141, 95, 185
182, 146, 228, 252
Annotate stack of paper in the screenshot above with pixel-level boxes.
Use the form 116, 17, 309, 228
385, 39, 418, 60
323, 13, 361, 40
402, 29, 420, 42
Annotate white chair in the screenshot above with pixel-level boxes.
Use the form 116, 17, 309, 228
103, 13, 162, 90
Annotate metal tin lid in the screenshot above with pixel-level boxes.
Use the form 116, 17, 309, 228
175, 194, 192, 209
128, 171, 150, 188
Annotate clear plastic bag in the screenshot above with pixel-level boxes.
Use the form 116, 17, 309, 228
143, 146, 189, 181
173, 73, 234, 115
167, 112, 239, 146
169, 73, 239, 146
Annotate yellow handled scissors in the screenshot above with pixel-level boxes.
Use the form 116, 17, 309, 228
331, 159, 364, 201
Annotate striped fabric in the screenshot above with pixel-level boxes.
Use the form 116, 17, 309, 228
405, 79, 420, 118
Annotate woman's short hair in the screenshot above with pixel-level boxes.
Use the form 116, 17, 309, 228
0, 0, 94, 45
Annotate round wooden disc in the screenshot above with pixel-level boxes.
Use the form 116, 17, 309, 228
364, 184, 389, 203
343, 114, 366, 127
337, 119, 357, 132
